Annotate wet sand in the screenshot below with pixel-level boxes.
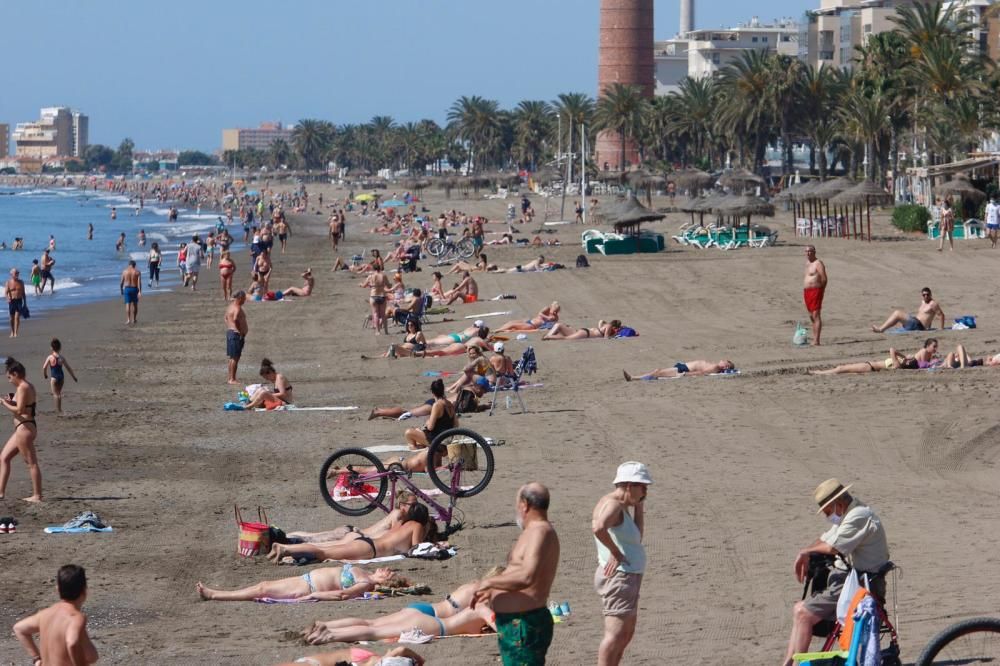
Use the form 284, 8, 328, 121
1, 185, 999, 664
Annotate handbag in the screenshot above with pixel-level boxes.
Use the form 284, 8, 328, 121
235, 505, 270, 557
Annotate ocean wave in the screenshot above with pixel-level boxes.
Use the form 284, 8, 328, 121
49, 278, 83, 290
128, 251, 151, 262
180, 213, 221, 220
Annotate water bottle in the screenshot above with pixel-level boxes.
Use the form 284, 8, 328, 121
505, 396, 512, 410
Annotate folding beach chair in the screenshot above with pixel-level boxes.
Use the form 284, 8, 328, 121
489, 346, 537, 416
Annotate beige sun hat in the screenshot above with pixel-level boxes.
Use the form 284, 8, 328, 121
814, 478, 853, 514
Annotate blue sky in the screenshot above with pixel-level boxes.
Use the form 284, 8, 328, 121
2, 0, 812, 151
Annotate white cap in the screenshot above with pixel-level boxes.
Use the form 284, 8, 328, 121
613, 461, 652, 485
474, 319, 484, 328
493, 342, 505, 353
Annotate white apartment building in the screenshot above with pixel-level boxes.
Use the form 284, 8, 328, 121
12, 107, 88, 159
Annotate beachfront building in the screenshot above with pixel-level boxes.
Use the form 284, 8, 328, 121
221, 122, 293, 152
0, 123, 8, 158
798, 0, 921, 69
12, 107, 88, 159
133, 150, 179, 171
655, 17, 799, 95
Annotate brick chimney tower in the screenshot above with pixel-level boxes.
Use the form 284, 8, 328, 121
595, 0, 654, 172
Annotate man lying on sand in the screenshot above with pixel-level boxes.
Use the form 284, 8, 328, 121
196, 565, 408, 601
267, 503, 435, 563
871, 287, 945, 333
543, 319, 621, 340
276, 646, 425, 666
502, 255, 548, 273
301, 567, 503, 645
495, 302, 560, 332
623, 359, 735, 381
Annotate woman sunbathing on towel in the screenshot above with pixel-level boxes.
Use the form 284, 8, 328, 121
542, 319, 621, 340
423, 323, 488, 347
281, 268, 314, 297
277, 646, 425, 666
244, 358, 294, 409
389, 331, 490, 358
447, 254, 497, 273
495, 301, 560, 332
302, 605, 496, 645
267, 503, 436, 563
623, 359, 736, 381
304, 567, 503, 644
809, 348, 914, 375
286, 492, 418, 543
196, 565, 409, 601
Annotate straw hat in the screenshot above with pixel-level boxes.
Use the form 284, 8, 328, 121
814, 478, 853, 514
614, 461, 652, 486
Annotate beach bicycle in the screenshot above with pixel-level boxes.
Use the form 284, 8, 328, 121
318, 427, 493, 532
914, 616, 1000, 665
426, 235, 475, 263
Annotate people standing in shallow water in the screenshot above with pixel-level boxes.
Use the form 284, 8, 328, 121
5, 268, 26, 338
148, 242, 161, 288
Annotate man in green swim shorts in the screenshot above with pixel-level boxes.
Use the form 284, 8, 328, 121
472, 482, 559, 665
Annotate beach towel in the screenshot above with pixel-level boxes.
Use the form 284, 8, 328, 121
366, 444, 412, 453
421, 371, 458, 377
280, 553, 407, 566
464, 311, 511, 319
887, 327, 938, 335
44, 525, 114, 534
45, 511, 112, 534
254, 596, 321, 604
254, 406, 360, 412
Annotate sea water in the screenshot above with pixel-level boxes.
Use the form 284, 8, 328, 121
0, 187, 230, 316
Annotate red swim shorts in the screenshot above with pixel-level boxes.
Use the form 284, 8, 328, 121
804, 287, 825, 313
463, 294, 478, 303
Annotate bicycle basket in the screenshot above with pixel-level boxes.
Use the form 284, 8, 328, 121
446, 439, 479, 472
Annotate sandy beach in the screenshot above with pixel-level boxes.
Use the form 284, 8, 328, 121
1, 184, 999, 665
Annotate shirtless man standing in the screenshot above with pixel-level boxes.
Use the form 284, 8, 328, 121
623, 359, 735, 381
5, 268, 26, 337
803, 246, 827, 346
871, 287, 945, 333
472, 483, 559, 666
225, 291, 248, 385
119, 261, 142, 326
13, 565, 98, 666
40, 249, 56, 294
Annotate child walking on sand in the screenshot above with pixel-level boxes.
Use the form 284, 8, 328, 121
42, 338, 77, 414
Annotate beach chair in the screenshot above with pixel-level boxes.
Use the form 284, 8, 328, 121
489, 346, 537, 416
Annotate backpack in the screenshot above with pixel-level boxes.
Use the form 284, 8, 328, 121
456, 389, 479, 414
615, 326, 638, 337
576, 254, 590, 268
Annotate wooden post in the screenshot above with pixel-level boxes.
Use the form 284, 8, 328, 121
866, 200, 871, 241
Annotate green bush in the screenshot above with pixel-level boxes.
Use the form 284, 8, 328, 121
892, 204, 931, 233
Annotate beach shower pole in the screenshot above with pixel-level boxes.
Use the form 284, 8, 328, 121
581, 123, 587, 225
561, 120, 572, 220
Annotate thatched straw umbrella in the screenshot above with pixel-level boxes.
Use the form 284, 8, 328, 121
792, 180, 826, 236
934, 174, 985, 220
810, 178, 855, 238
627, 172, 667, 205
718, 168, 765, 192
829, 180, 892, 241
716, 194, 775, 231
604, 194, 665, 251
671, 168, 715, 196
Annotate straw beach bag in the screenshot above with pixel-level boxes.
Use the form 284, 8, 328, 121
446, 438, 479, 472
235, 505, 270, 557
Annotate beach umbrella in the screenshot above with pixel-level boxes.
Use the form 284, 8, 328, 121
402, 178, 430, 193
718, 167, 765, 191
671, 168, 714, 193
934, 174, 985, 202
604, 193, 666, 226
829, 180, 892, 241
354, 193, 376, 202
812, 177, 855, 201
716, 194, 775, 217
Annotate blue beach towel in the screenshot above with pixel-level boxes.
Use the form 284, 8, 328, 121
44, 511, 113, 534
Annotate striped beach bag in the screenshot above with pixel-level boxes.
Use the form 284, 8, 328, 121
235, 505, 270, 558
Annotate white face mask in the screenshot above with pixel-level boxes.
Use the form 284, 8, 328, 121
827, 512, 842, 525
515, 514, 524, 530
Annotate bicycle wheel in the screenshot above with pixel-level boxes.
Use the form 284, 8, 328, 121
426, 238, 445, 258
426, 428, 494, 497
319, 448, 387, 516
456, 238, 475, 259
916, 617, 1000, 665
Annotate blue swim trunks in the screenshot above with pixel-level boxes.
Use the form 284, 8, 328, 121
123, 286, 139, 304
902, 316, 925, 332
674, 362, 690, 374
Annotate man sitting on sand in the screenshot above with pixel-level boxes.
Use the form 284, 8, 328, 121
14, 564, 98, 666
624, 359, 735, 381
443, 271, 478, 305
871, 287, 945, 333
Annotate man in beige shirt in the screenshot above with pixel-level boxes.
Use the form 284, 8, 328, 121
14, 565, 99, 666
782, 479, 890, 666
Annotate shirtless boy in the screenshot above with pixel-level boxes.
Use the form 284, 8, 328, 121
119, 261, 142, 326
14, 565, 98, 666
472, 483, 559, 666
871, 287, 945, 333
803, 246, 827, 346
623, 359, 735, 381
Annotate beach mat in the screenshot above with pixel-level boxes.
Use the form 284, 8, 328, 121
254, 597, 320, 604
44, 526, 114, 534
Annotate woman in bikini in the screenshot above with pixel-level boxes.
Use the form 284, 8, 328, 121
422, 323, 488, 348
253, 248, 273, 294
429, 271, 446, 301
41, 338, 77, 413
302, 605, 495, 645
388, 331, 490, 358
809, 348, 914, 375
282, 268, 314, 298
266, 503, 435, 563
542, 319, 621, 340
446, 254, 497, 274
495, 301, 561, 332
403, 379, 457, 449
277, 646, 425, 666
287, 492, 418, 543
363, 262, 392, 335
195, 565, 408, 601
219, 250, 236, 301
0, 358, 42, 502
244, 359, 293, 409
382, 319, 426, 358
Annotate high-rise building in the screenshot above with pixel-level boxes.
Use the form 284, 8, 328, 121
221, 122, 293, 152
12, 107, 86, 158
0, 124, 8, 158
799, 0, 917, 70
595, 0, 655, 172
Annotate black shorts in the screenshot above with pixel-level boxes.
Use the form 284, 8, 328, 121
278, 234, 287, 242
226, 330, 245, 359
8, 298, 22, 316
40, 270, 52, 281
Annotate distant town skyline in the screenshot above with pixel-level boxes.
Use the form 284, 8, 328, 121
1, 0, 812, 151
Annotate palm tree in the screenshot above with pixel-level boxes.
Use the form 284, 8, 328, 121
447, 96, 502, 173
837, 88, 891, 181
594, 83, 647, 171
267, 139, 292, 170
511, 100, 553, 171
716, 50, 780, 172
292, 119, 334, 170
795, 65, 843, 179
665, 76, 717, 167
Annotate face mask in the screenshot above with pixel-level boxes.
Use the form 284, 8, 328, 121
515, 514, 524, 530
827, 512, 842, 526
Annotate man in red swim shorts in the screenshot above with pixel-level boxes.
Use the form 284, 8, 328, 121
803, 245, 828, 346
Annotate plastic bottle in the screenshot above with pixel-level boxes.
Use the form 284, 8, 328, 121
505, 396, 512, 410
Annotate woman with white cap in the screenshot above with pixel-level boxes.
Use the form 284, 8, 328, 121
591, 462, 653, 666
592, 462, 651, 666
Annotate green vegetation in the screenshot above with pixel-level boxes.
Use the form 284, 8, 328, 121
892, 204, 931, 233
